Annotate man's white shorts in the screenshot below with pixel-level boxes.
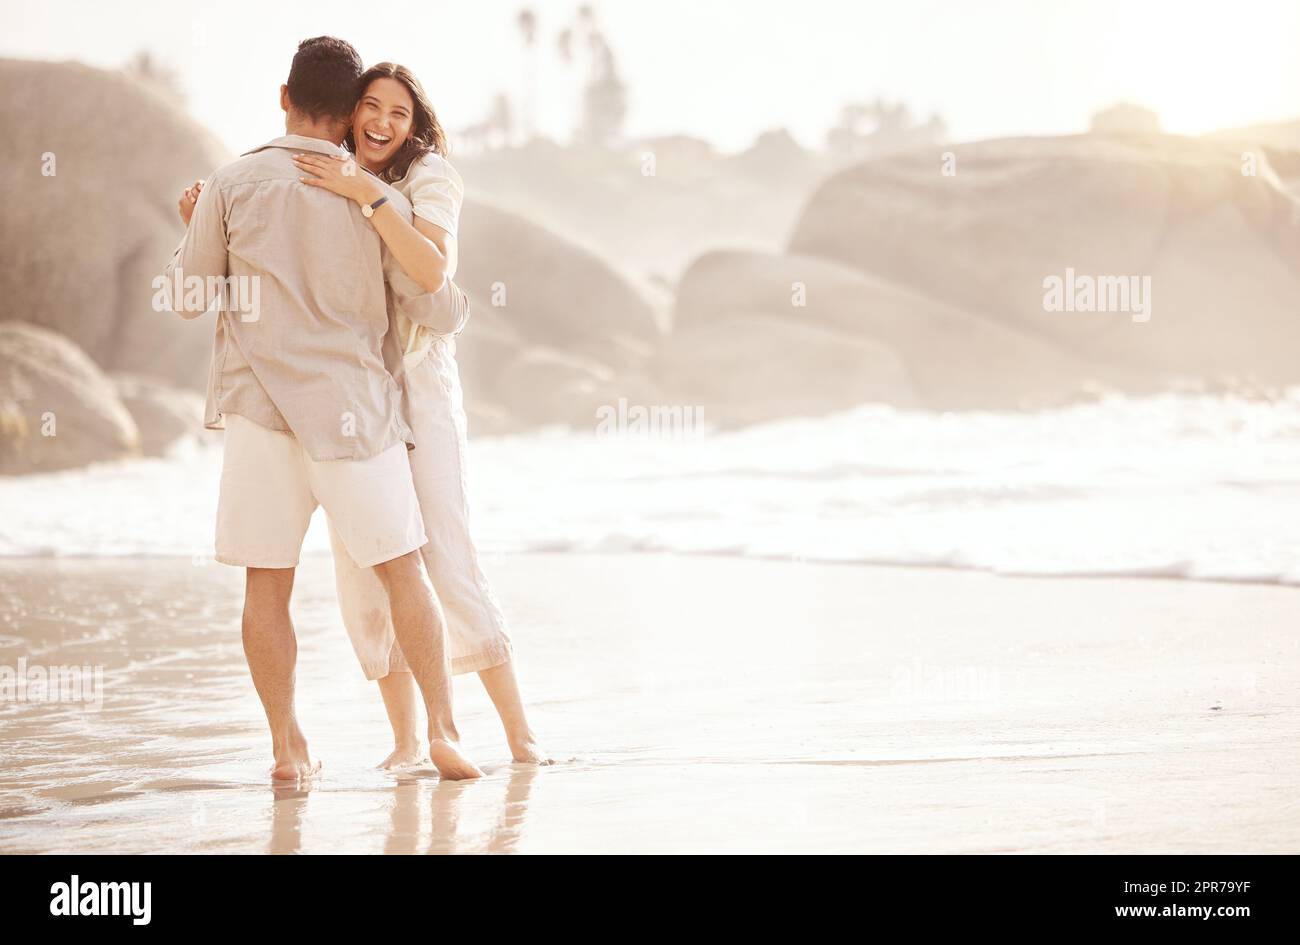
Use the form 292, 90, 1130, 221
215, 413, 426, 569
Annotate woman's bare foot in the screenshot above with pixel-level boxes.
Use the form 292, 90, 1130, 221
508, 730, 556, 765
375, 673, 425, 770
476, 662, 553, 764
429, 737, 484, 780
378, 741, 430, 770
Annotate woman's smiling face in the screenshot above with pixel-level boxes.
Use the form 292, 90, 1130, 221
352, 76, 414, 171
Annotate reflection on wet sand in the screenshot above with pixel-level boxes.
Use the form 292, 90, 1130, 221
387, 766, 539, 855
264, 765, 540, 855
269, 785, 311, 854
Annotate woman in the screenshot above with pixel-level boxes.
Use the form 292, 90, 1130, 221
183, 63, 549, 769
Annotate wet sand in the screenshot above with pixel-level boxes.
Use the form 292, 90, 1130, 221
1, 553, 1297, 854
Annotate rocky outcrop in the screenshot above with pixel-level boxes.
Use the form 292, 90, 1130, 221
457, 199, 661, 351
0, 321, 139, 473
790, 135, 1300, 388
671, 250, 1134, 410
0, 59, 229, 390
657, 312, 918, 426
453, 200, 664, 429
112, 373, 210, 456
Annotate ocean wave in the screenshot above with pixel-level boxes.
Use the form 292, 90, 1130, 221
4, 392, 1300, 585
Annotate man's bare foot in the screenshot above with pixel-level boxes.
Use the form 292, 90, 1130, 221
508, 731, 556, 765
269, 754, 321, 782
378, 742, 430, 770
429, 737, 484, 780
270, 734, 321, 782
269, 759, 321, 782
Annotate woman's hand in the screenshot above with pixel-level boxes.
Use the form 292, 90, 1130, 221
177, 179, 204, 226
292, 153, 383, 205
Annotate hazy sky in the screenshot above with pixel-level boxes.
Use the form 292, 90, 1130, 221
3, 0, 1297, 154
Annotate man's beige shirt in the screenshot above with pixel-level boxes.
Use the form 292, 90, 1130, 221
161, 133, 467, 461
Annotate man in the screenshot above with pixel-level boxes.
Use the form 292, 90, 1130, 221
161, 36, 480, 781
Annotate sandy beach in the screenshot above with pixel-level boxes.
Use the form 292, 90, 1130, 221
1, 552, 1296, 854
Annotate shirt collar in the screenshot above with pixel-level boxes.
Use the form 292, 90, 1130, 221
241, 134, 350, 158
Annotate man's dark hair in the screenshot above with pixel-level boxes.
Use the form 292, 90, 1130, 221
286, 36, 364, 120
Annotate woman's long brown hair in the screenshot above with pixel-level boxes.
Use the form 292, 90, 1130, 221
346, 62, 448, 183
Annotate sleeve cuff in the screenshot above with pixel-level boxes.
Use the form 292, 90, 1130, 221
412, 204, 458, 236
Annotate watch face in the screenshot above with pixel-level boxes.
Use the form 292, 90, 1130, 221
361, 204, 373, 218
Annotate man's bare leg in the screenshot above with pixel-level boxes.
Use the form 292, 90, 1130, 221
478, 660, 555, 764
373, 551, 483, 780
375, 671, 429, 769
242, 567, 320, 781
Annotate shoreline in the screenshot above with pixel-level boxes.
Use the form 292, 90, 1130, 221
1, 553, 1297, 853
0, 547, 1297, 591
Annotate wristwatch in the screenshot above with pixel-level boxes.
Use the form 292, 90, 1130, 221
361, 195, 389, 219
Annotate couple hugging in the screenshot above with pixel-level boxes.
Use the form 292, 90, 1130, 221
162, 36, 550, 782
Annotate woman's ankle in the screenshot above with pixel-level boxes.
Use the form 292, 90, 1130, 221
393, 733, 423, 754
504, 724, 538, 746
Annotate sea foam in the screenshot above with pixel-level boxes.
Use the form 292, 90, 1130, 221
4, 392, 1300, 585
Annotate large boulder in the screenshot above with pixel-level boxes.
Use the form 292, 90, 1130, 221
453, 298, 527, 406
490, 347, 619, 429
656, 313, 918, 427
1208, 119, 1300, 151
672, 250, 1135, 409
0, 59, 229, 389
1207, 121, 1300, 197
456, 199, 662, 357
0, 321, 139, 473
111, 373, 210, 456
790, 135, 1300, 387
453, 202, 666, 429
